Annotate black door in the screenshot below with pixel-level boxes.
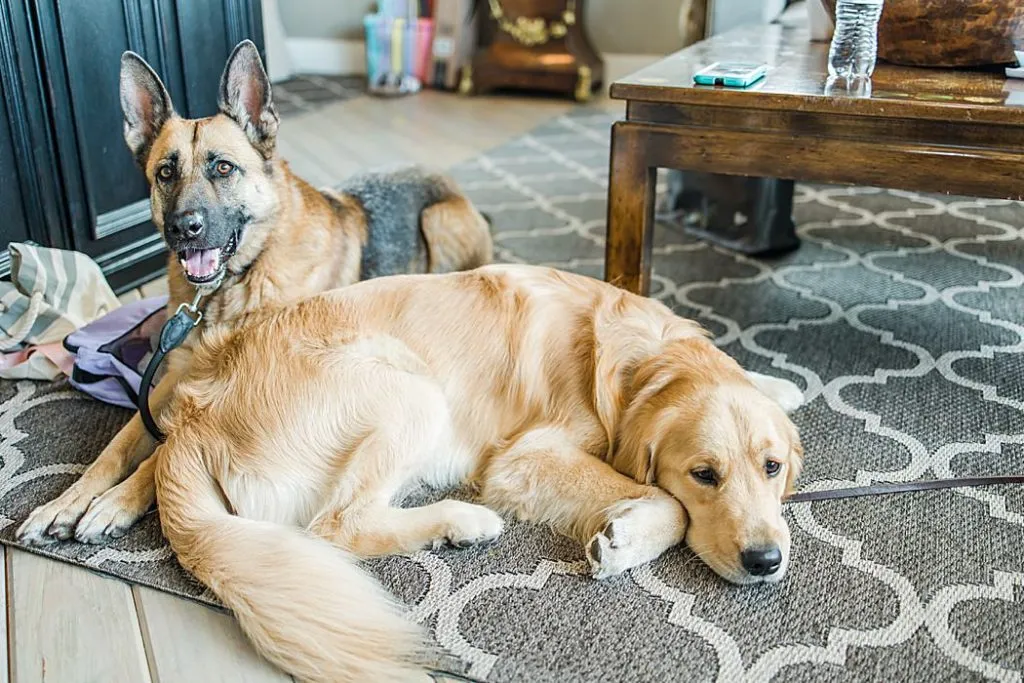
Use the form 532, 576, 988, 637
0, 0, 68, 275
0, 0, 264, 292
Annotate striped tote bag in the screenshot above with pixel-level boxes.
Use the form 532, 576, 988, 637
0, 243, 120, 379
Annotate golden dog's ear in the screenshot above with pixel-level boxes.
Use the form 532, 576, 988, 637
592, 304, 652, 462
598, 356, 668, 485
593, 346, 624, 463
591, 295, 692, 449
784, 431, 804, 498
612, 441, 657, 485
591, 296, 703, 482
609, 354, 679, 484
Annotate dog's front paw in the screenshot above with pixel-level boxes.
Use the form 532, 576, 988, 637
16, 487, 94, 546
586, 505, 644, 580
434, 503, 504, 550
586, 495, 687, 580
73, 485, 149, 544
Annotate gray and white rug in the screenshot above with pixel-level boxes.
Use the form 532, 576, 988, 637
272, 73, 366, 117
1, 110, 1022, 682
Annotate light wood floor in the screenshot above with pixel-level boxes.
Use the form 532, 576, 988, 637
7, 58, 654, 683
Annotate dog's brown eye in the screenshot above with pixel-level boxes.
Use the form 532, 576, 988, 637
691, 468, 718, 486
215, 160, 235, 177
765, 460, 782, 477
157, 165, 174, 182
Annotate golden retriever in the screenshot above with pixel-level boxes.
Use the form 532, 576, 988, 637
154, 263, 804, 682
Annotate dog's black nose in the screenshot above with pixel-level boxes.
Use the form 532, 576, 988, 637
740, 545, 782, 576
168, 210, 205, 240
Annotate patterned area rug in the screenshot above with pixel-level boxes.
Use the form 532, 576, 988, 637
272, 74, 366, 117
1, 110, 1023, 682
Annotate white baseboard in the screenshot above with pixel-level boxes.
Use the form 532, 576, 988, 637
285, 38, 367, 77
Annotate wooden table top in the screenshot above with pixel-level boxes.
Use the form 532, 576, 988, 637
611, 24, 1024, 126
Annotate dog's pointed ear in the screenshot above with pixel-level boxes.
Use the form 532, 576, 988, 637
120, 51, 174, 168
218, 40, 278, 159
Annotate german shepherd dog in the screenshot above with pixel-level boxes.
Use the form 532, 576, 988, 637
16, 41, 492, 547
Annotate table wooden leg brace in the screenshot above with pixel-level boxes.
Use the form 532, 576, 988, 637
604, 122, 657, 296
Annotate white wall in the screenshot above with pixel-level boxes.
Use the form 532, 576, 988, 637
277, 0, 687, 56
278, 1, 376, 41
271, 0, 793, 77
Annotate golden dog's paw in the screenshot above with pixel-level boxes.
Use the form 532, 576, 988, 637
586, 510, 641, 580
16, 487, 94, 546
432, 503, 504, 550
73, 486, 149, 544
586, 497, 684, 580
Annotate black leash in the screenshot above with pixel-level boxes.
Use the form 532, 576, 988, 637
428, 669, 483, 682
787, 475, 1024, 503
139, 292, 203, 442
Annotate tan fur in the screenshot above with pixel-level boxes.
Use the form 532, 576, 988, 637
153, 264, 805, 682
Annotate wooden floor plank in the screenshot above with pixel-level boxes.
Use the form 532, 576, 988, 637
133, 587, 291, 683
279, 116, 364, 183
280, 91, 574, 176
7, 549, 150, 683
276, 135, 338, 187
294, 104, 415, 174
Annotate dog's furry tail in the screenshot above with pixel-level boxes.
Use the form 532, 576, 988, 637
155, 438, 428, 683
422, 193, 494, 273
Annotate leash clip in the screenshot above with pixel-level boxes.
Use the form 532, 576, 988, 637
174, 301, 203, 326
174, 291, 204, 325
159, 292, 204, 355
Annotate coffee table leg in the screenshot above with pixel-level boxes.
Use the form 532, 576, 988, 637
605, 121, 656, 296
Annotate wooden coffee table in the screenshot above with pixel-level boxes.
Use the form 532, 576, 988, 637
604, 23, 1024, 295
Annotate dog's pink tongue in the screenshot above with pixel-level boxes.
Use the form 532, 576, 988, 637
183, 249, 220, 278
